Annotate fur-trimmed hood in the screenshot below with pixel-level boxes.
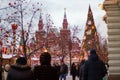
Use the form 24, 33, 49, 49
7, 64, 34, 80
10, 64, 31, 71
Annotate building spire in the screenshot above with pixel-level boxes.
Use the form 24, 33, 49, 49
38, 9, 44, 31
62, 8, 68, 29
39, 9, 42, 20
64, 8, 67, 19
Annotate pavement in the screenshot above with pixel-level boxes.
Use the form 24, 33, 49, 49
2, 71, 79, 80
66, 73, 79, 80
66, 75, 72, 80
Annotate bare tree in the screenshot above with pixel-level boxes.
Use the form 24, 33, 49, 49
0, 0, 42, 59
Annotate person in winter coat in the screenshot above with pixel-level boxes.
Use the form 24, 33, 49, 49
83, 49, 107, 80
7, 57, 34, 80
53, 62, 60, 78
4, 64, 10, 80
33, 52, 59, 80
59, 60, 68, 80
78, 60, 85, 80
71, 62, 77, 80
103, 63, 109, 80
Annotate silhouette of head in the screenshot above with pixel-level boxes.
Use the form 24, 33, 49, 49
16, 57, 27, 65
81, 60, 85, 65
40, 52, 51, 65
89, 49, 99, 60
60, 60, 65, 65
90, 49, 96, 55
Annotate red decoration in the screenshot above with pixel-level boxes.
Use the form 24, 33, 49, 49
6, 31, 9, 34
0, 41, 2, 46
22, 30, 24, 35
14, 12, 17, 14
14, 2, 16, 4
8, 3, 11, 6
2, 47, 7, 54
4, 34, 8, 38
11, 24, 18, 31
0, 28, 2, 31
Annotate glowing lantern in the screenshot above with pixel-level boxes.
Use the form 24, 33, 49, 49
87, 20, 92, 25
44, 49, 48, 52
92, 26, 95, 29
43, 48, 48, 52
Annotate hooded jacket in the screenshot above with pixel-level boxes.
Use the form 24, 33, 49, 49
7, 64, 34, 80
83, 49, 107, 80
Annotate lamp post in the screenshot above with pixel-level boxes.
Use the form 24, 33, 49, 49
0, 40, 3, 80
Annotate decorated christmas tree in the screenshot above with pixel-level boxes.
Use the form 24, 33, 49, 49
81, 5, 108, 63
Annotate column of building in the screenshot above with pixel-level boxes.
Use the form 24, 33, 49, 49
104, 0, 120, 79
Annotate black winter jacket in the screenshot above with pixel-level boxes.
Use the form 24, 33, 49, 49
71, 64, 77, 76
33, 65, 59, 80
7, 64, 34, 80
60, 64, 68, 74
83, 53, 107, 80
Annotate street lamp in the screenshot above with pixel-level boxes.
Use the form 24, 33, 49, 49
0, 40, 3, 80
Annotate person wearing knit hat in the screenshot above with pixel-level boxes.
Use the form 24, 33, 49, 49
7, 57, 35, 80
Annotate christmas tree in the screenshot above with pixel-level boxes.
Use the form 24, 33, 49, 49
81, 5, 108, 63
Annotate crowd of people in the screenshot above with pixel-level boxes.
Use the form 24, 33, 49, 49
3, 49, 109, 80
70, 49, 108, 80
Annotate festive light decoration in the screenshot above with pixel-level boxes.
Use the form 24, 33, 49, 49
92, 26, 95, 29
11, 23, 18, 55
44, 48, 48, 52
81, 5, 108, 63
